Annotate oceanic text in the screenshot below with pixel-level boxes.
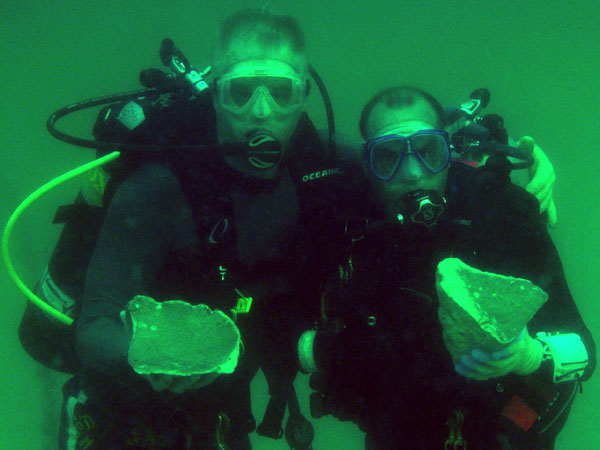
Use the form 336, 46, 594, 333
302, 168, 341, 182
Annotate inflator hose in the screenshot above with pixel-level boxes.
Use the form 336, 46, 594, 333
2, 151, 120, 326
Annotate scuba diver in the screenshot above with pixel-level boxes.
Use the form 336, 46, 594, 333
10, 9, 345, 450
5, 9, 560, 450
296, 86, 595, 449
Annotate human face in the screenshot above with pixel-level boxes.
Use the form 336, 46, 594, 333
364, 100, 450, 213
214, 58, 307, 179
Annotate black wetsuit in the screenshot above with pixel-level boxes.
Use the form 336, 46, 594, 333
309, 158, 596, 450
57, 93, 349, 449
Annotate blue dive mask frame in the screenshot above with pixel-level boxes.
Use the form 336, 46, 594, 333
364, 129, 451, 181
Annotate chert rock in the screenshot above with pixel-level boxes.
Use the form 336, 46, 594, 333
127, 295, 240, 376
435, 258, 547, 363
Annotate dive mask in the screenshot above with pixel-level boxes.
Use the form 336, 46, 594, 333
364, 129, 451, 181
215, 62, 307, 115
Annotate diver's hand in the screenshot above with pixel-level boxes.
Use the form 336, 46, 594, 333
143, 372, 220, 394
517, 136, 557, 227
455, 327, 544, 380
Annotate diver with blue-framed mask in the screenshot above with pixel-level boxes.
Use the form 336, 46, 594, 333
298, 85, 594, 450
363, 125, 451, 227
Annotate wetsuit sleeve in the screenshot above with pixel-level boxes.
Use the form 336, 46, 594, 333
486, 180, 597, 382
76, 163, 197, 376
526, 227, 596, 381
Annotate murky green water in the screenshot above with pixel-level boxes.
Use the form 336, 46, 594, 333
2, 1, 598, 448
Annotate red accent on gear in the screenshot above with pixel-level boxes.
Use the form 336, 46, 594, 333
502, 395, 539, 431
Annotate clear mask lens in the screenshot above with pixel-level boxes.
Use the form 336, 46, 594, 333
217, 73, 305, 114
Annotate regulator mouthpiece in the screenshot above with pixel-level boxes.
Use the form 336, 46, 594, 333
396, 190, 446, 228
245, 130, 282, 170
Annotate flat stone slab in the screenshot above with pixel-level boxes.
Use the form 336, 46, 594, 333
435, 258, 547, 363
127, 295, 240, 376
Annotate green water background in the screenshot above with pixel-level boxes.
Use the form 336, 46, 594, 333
1, 0, 598, 448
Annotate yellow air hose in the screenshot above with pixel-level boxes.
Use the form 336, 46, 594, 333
2, 151, 120, 326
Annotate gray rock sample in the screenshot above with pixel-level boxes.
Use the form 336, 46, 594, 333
435, 258, 547, 363
127, 295, 240, 376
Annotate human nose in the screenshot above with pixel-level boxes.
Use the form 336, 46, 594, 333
250, 87, 273, 120
394, 153, 424, 181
